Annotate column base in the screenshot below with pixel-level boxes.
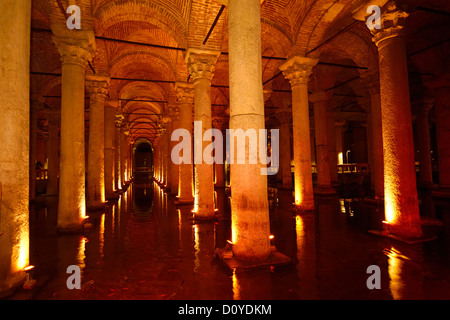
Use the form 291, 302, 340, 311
215, 246, 291, 272
368, 229, 437, 244
56, 223, 86, 234
87, 201, 106, 211
0, 272, 26, 299
192, 212, 217, 222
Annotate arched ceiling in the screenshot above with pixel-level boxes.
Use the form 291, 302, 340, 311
31, 0, 450, 143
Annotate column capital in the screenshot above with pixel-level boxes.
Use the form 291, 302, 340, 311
263, 89, 273, 102
424, 73, 450, 90
30, 93, 45, 111
115, 114, 124, 127
335, 119, 346, 127
52, 29, 96, 67
175, 82, 195, 104
370, 1, 409, 47
105, 99, 120, 109
86, 74, 110, 101
309, 90, 331, 103
279, 56, 319, 87
185, 48, 221, 82
168, 106, 180, 121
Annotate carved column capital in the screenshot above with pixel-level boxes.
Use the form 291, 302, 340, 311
52, 29, 96, 67
175, 82, 195, 104
185, 48, 220, 82
168, 106, 180, 121
279, 56, 319, 87
86, 74, 110, 102
370, 1, 409, 47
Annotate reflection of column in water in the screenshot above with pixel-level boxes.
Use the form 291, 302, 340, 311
232, 268, 272, 300
384, 246, 424, 300
296, 214, 318, 299
99, 213, 105, 259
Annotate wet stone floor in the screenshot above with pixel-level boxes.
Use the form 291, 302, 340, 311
26, 182, 450, 300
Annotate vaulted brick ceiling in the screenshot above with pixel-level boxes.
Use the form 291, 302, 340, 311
31, 0, 450, 143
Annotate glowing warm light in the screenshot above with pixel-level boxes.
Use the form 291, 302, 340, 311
16, 231, 29, 272
232, 269, 241, 300
76, 236, 87, 270
193, 225, 199, 273
384, 247, 408, 300
269, 235, 274, 240
23, 265, 35, 272
338, 152, 344, 165
226, 240, 233, 245
99, 213, 105, 258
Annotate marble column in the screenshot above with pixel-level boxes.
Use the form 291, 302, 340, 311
415, 98, 434, 188
45, 110, 60, 196
326, 111, 338, 186
120, 125, 129, 185
276, 108, 293, 189
169, 106, 180, 195
86, 75, 109, 208
175, 82, 195, 204
212, 117, 227, 189
361, 69, 384, 198
429, 74, 450, 193
310, 91, 335, 195
30, 94, 43, 201
227, 0, 271, 261
185, 48, 220, 220
370, 1, 422, 238
104, 99, 118, 199
280, 56, 318, 211
0, 0, 31, 295
114, 114, 124, 189
53, 29, 96, 232
335, 121, 345, 165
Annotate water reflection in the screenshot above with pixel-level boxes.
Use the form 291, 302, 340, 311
27, 184, 450, 300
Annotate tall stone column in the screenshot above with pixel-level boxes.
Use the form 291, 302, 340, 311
361, 69, 384, 198
175, 82, 195, 204
415, 98, 434, 188
227, 0, 271, 261
53, 29, 96, 232
114, 114, 124, 189
0, 0, 31, 295
86, 75, 109, 208
428, 74, 450, 194
370, 1, 422, 238
30, 94, 43, 201
280, 56, 318, 211
45, 110, 60, 196
276, 108, 293, 189
185, 48, 220, 220
212, 117, 227, 189
326, 111, 338, 185
335, 121, 345, 165
120, 125, 129, 185
310, 91, 335, 195
169, 106, 180, 195
104, 100, 118, 199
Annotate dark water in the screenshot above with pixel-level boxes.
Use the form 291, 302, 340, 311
27, 182, 450, 300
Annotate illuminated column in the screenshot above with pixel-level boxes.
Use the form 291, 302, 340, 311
175, 82, 194, 204
162, 118, 172, 190
104, 99, 118, 199
212, 117, 227, 189
415, 98, 434, 188
169, 106, 180, 195
120, 125, 129, 185
335, 120, 345, 165
371, 2, 422, 237
361, 69, 384, 198
45, 110, 60, 196
30, 94, 43, 201
53, 29, 95, 232
433, 76, 450, 192
114, 114, 124, 189
276, 108, 293, 189
228, 0, 271, 261
185, 48, 220, 220
0, 0, 31, 295
280, 56, 318, 210
86, 75, 109, 208
310, 91, 335, 195
327, 111, 338, 185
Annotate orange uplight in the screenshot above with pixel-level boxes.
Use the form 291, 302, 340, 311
23, 265, 35, 272
269, 235, 274, 240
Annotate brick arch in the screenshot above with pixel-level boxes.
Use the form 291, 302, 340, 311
94, 0, 188, 48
